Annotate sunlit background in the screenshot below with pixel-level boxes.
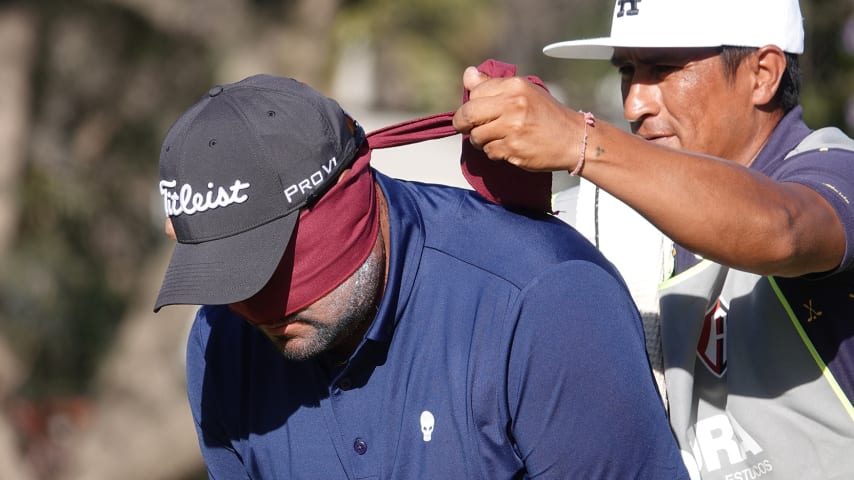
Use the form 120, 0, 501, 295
0, 1, 851, 478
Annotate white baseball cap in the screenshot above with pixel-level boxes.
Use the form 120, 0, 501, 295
544, 0, 804, 60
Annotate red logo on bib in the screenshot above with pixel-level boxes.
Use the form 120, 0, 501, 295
697, 298, 728, 377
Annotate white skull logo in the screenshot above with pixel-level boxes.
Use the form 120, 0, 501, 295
420, 410, 435, 442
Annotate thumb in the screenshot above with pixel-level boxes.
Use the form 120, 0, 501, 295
463, 66, 490, 92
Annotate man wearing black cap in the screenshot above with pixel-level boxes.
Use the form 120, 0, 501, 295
155, 74, 689, 479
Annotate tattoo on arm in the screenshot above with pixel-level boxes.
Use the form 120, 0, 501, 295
595, 146, 605, 158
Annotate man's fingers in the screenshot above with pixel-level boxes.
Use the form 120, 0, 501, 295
462, 66, 489, 92
453, 97, 501, 135
467, 121, 510, 160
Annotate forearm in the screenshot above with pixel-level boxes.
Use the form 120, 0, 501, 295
454, 73, 846, 275
580, 120, 845, 276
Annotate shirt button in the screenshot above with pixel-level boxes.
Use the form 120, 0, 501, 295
339, 378, 353, 391
353, 438, 368, 455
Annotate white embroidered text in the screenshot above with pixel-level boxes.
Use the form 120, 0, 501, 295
283, 157, 338, 203
160, 179, 251, 216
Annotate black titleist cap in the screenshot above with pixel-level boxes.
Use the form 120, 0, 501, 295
154, 74, 362, 312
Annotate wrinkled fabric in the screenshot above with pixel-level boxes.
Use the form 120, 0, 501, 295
245, 60, 553, 319
367, 59, 553, 213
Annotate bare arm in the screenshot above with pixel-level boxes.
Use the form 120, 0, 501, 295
452, 68, 845, 277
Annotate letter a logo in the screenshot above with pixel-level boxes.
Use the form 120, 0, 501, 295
617, 0, 641, 17
697, 298, 728, 377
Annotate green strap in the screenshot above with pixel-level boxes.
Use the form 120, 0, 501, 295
768, 276, 854, 422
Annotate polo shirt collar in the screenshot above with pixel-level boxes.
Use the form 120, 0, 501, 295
362, 171, 425, 344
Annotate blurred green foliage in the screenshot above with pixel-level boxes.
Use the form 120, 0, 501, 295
1, 1, 213, 397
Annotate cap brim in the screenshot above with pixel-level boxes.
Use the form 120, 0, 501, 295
544, 37, 749, 60
543, 37, 617, 60
154, 212, 298, 312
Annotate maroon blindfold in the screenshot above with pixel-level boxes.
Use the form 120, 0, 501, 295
236, 60, 551, 321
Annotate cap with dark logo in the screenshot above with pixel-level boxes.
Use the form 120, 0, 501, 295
154, 74, 364, 312
543, 0, 804, 60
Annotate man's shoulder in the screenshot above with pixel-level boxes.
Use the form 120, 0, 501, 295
768, 120, 854, 171
754, 107, 853, 172
192, 304, 242, 333
186, 305, 288, 397
379, 170, 576, 237
188, 305, 259, 359
392, 173, 581, 230
377, 172, 620, 287
784, 126, 854, 159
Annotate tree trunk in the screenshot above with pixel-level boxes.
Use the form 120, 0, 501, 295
58, 248, 203, 480
0, 6, 39, 480
0, 5, 35, 254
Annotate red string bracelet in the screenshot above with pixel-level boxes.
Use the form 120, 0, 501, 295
570, 111, 596, 177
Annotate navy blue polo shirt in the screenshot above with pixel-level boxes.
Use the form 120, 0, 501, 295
186, 172, 689, 479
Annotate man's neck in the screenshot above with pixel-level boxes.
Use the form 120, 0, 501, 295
325, 184, 390, 362
742, 108, 785, 168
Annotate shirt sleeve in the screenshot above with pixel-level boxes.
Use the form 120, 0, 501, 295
186, 306, 252, 480
505, 261, 689, 479
772, 148, 854, 273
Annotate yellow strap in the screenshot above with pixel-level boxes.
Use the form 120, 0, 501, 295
768, 276, 854, 422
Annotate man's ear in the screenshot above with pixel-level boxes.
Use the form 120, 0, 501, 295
752, 45, 787, 108
165, 218, 176, 240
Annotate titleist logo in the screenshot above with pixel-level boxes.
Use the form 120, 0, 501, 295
160, 179, 250, 216
159, 156, 341, 217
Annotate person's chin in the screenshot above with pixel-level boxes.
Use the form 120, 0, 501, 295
266, 328, 323, 360
278, 340, 324, 362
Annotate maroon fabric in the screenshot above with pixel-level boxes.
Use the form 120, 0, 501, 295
235, 60, 551, 321
232, 149, 379, 321
366, 59, 553, 213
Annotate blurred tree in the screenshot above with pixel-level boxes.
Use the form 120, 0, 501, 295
336, 0, 503, 112
499, 0, 616, 112
0, 0, 349, 477
800, 0, 854, 135
0, 2, 213, 478
0, 5, 44, 480
4, 0, 211, 399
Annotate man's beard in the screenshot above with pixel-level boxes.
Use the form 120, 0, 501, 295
271, 241, 384, 361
